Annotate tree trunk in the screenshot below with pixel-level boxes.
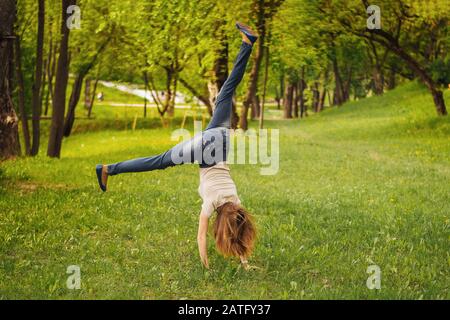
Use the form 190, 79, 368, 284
312, 81, 319, 112
45, 36, 57, 116
275, 93, 281, 109
293, 84, 299, 118
367, 38, 386, 96
331, 40, 345, 106
143, 71, 149, 118
14, 36, 31, 155
253, 95, 260, 119
276, 73, 284, 110
30, 0, 45, 156
318, 68, 329, 112
164, 67, 173, 117
386, 66, 396, 90
210, 23, 239, 128
87, 78, 99, 118
0, 0, 21, 159
299, 80, 306, 118
260, 42, 269, 129
63, 38, 109, 136
179, 77, 212, 115
238, 0, 282, 128
283, 81, 294, 119
40, 56, 47, 115
239, 0, 266, 130
170, 72, 178, 118
299, 67, 306, 118
240, 36, 263, 129
342, 66, 352, 102
359, 24, 447, 115
84, 78, 91, 109
431, 89, 446, 116
332, 59, 344, 106
231, 97, 239, 129
327, 90, 332, 108
211, 24, 229, 108
47, 0, 75, 158
63, 72, 84, 137
161, 67, 173, 116
318, 87, 327, 112
372, 66, 384, 95
373, 31, 447, 115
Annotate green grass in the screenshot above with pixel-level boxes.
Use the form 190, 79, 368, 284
0, 81, 449, 299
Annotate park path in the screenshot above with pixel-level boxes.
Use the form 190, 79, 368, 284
98, 80, 283, 119
99, 81, 204, 109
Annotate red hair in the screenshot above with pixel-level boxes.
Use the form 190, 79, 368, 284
213, 202, 256, 258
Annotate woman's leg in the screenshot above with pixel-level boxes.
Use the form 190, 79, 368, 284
106, 43, 254, 175
106, 150, 175, 176
205, 42, 253, 130
107, 133, 203, 175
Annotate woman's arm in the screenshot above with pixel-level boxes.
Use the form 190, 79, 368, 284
197, 213, 209, 268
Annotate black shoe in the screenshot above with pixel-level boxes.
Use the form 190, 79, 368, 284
96, 164, 107, 192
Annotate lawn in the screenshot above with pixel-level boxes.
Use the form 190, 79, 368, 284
0, 82, 449, 299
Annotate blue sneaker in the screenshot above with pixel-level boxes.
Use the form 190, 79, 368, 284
236, 22, 258, 45
95, 164, 108, 192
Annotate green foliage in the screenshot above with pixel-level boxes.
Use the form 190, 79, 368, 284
270, 0, 325, 86
316, 0, 449, 86
69, 0, 118, 73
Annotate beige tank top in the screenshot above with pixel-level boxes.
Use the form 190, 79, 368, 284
198, 162, 241, 218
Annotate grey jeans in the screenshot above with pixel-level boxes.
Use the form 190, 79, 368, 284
107, 42, 252, 175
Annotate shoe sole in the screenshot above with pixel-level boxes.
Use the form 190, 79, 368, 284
96, 164, 106, 192
236, 22, 258, 44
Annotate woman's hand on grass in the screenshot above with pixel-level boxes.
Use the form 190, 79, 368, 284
240, 256, 260, 271
200, 249, 209, 269
241, 263, 260, 271
198, 236, 209, 269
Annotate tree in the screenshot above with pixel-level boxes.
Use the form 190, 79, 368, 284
209, 20, 240, 128
14, 35, 31, 155
0, 0, 21, 159
43, 11, 60, 117
283, 74, 295, 118
239, 0, 284, 130
325, 0, 448, 115
30, 0, 45, 155
63, 0, 116, 136
259, 32, 270, 128
47, 0, 76, 158
63, 39, 110, 136
175, 0, 249, 127
272, 0, 324, 118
